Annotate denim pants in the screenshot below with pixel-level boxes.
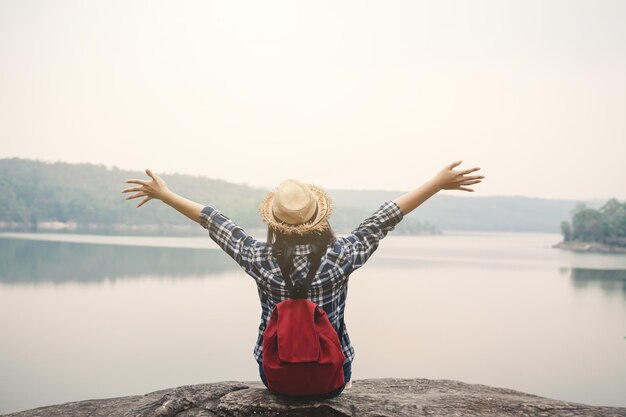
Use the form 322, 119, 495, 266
258, 360, 352, 400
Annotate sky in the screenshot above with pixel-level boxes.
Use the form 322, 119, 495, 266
1, 0, 625, 200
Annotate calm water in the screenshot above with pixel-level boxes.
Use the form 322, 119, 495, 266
1, 231, 625, 414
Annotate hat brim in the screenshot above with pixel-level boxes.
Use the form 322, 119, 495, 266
259, 183, 333, 235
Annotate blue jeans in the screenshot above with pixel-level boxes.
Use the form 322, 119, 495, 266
258, 360, 352, 400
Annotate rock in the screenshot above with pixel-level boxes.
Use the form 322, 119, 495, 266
3, 378, 625, 417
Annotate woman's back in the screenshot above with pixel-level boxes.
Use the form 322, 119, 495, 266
198, 199, 405, 364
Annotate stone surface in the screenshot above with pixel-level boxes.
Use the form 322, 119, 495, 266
3, 378, 626, 417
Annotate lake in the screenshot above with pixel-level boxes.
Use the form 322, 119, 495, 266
1, 231, 625, 414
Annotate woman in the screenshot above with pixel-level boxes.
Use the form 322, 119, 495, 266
121, 160, 484, 397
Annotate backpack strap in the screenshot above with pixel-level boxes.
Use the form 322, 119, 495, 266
278, 249, 322, 299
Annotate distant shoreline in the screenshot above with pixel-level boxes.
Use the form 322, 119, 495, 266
553, 240, 626, 254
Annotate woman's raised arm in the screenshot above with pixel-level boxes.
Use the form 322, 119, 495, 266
393, 160, 484, 215
122, 168, 204, 224
122, 169, 264, 276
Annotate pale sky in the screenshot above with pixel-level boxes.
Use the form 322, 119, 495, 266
1, 0, 625, 199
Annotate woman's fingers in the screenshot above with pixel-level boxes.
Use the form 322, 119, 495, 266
463, 174, 484, 180
121, 186, 144, 193
460, 176, 484, 182
451, 176, 483, 184
125, 192, 146, 200
458, 167, 481, 175
125, 179, 148, 185
448, 160, 463, 169
461, 179, 482, 185
145, 168, 156, 180
136, 196, 153, 208
122, 171, 161, 208
122, 169, 167, 206
435, 161, 483, 193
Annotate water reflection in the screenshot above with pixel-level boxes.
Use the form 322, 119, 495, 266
0, 238, 236, 285
569, 267, 626, 297
1, 234, 626, 412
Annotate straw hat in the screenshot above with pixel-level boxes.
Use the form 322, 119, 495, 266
259, 179, 333, 235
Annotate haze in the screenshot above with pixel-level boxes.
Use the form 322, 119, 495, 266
1, 0, 625, 199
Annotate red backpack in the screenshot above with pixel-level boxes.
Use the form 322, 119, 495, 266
261, 255, 346, 396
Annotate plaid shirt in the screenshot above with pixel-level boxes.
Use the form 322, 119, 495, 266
198, 200, 404, 365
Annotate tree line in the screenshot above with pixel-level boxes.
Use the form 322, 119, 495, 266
5, 157, 619, 236
0, 158, 438, 236
560, 199, 626, 246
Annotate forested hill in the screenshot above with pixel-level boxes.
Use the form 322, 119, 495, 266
0, 158, 436, 235
329, 190, 606, 233
0, 158, 606, 235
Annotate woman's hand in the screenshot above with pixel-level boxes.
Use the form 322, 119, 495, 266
393, 160, 484, 215
121, 168, 170, 208
432, 160, 484, 192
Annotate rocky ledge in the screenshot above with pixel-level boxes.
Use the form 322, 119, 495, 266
4, 379, 626, 417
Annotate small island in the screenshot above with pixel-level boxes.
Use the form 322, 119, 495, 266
554, 198, 626, 253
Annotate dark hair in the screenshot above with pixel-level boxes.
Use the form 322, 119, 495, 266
267, 222, 337, 279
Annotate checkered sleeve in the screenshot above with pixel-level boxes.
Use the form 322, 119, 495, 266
198, 206, 263, 275
342, 200, 404, 270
